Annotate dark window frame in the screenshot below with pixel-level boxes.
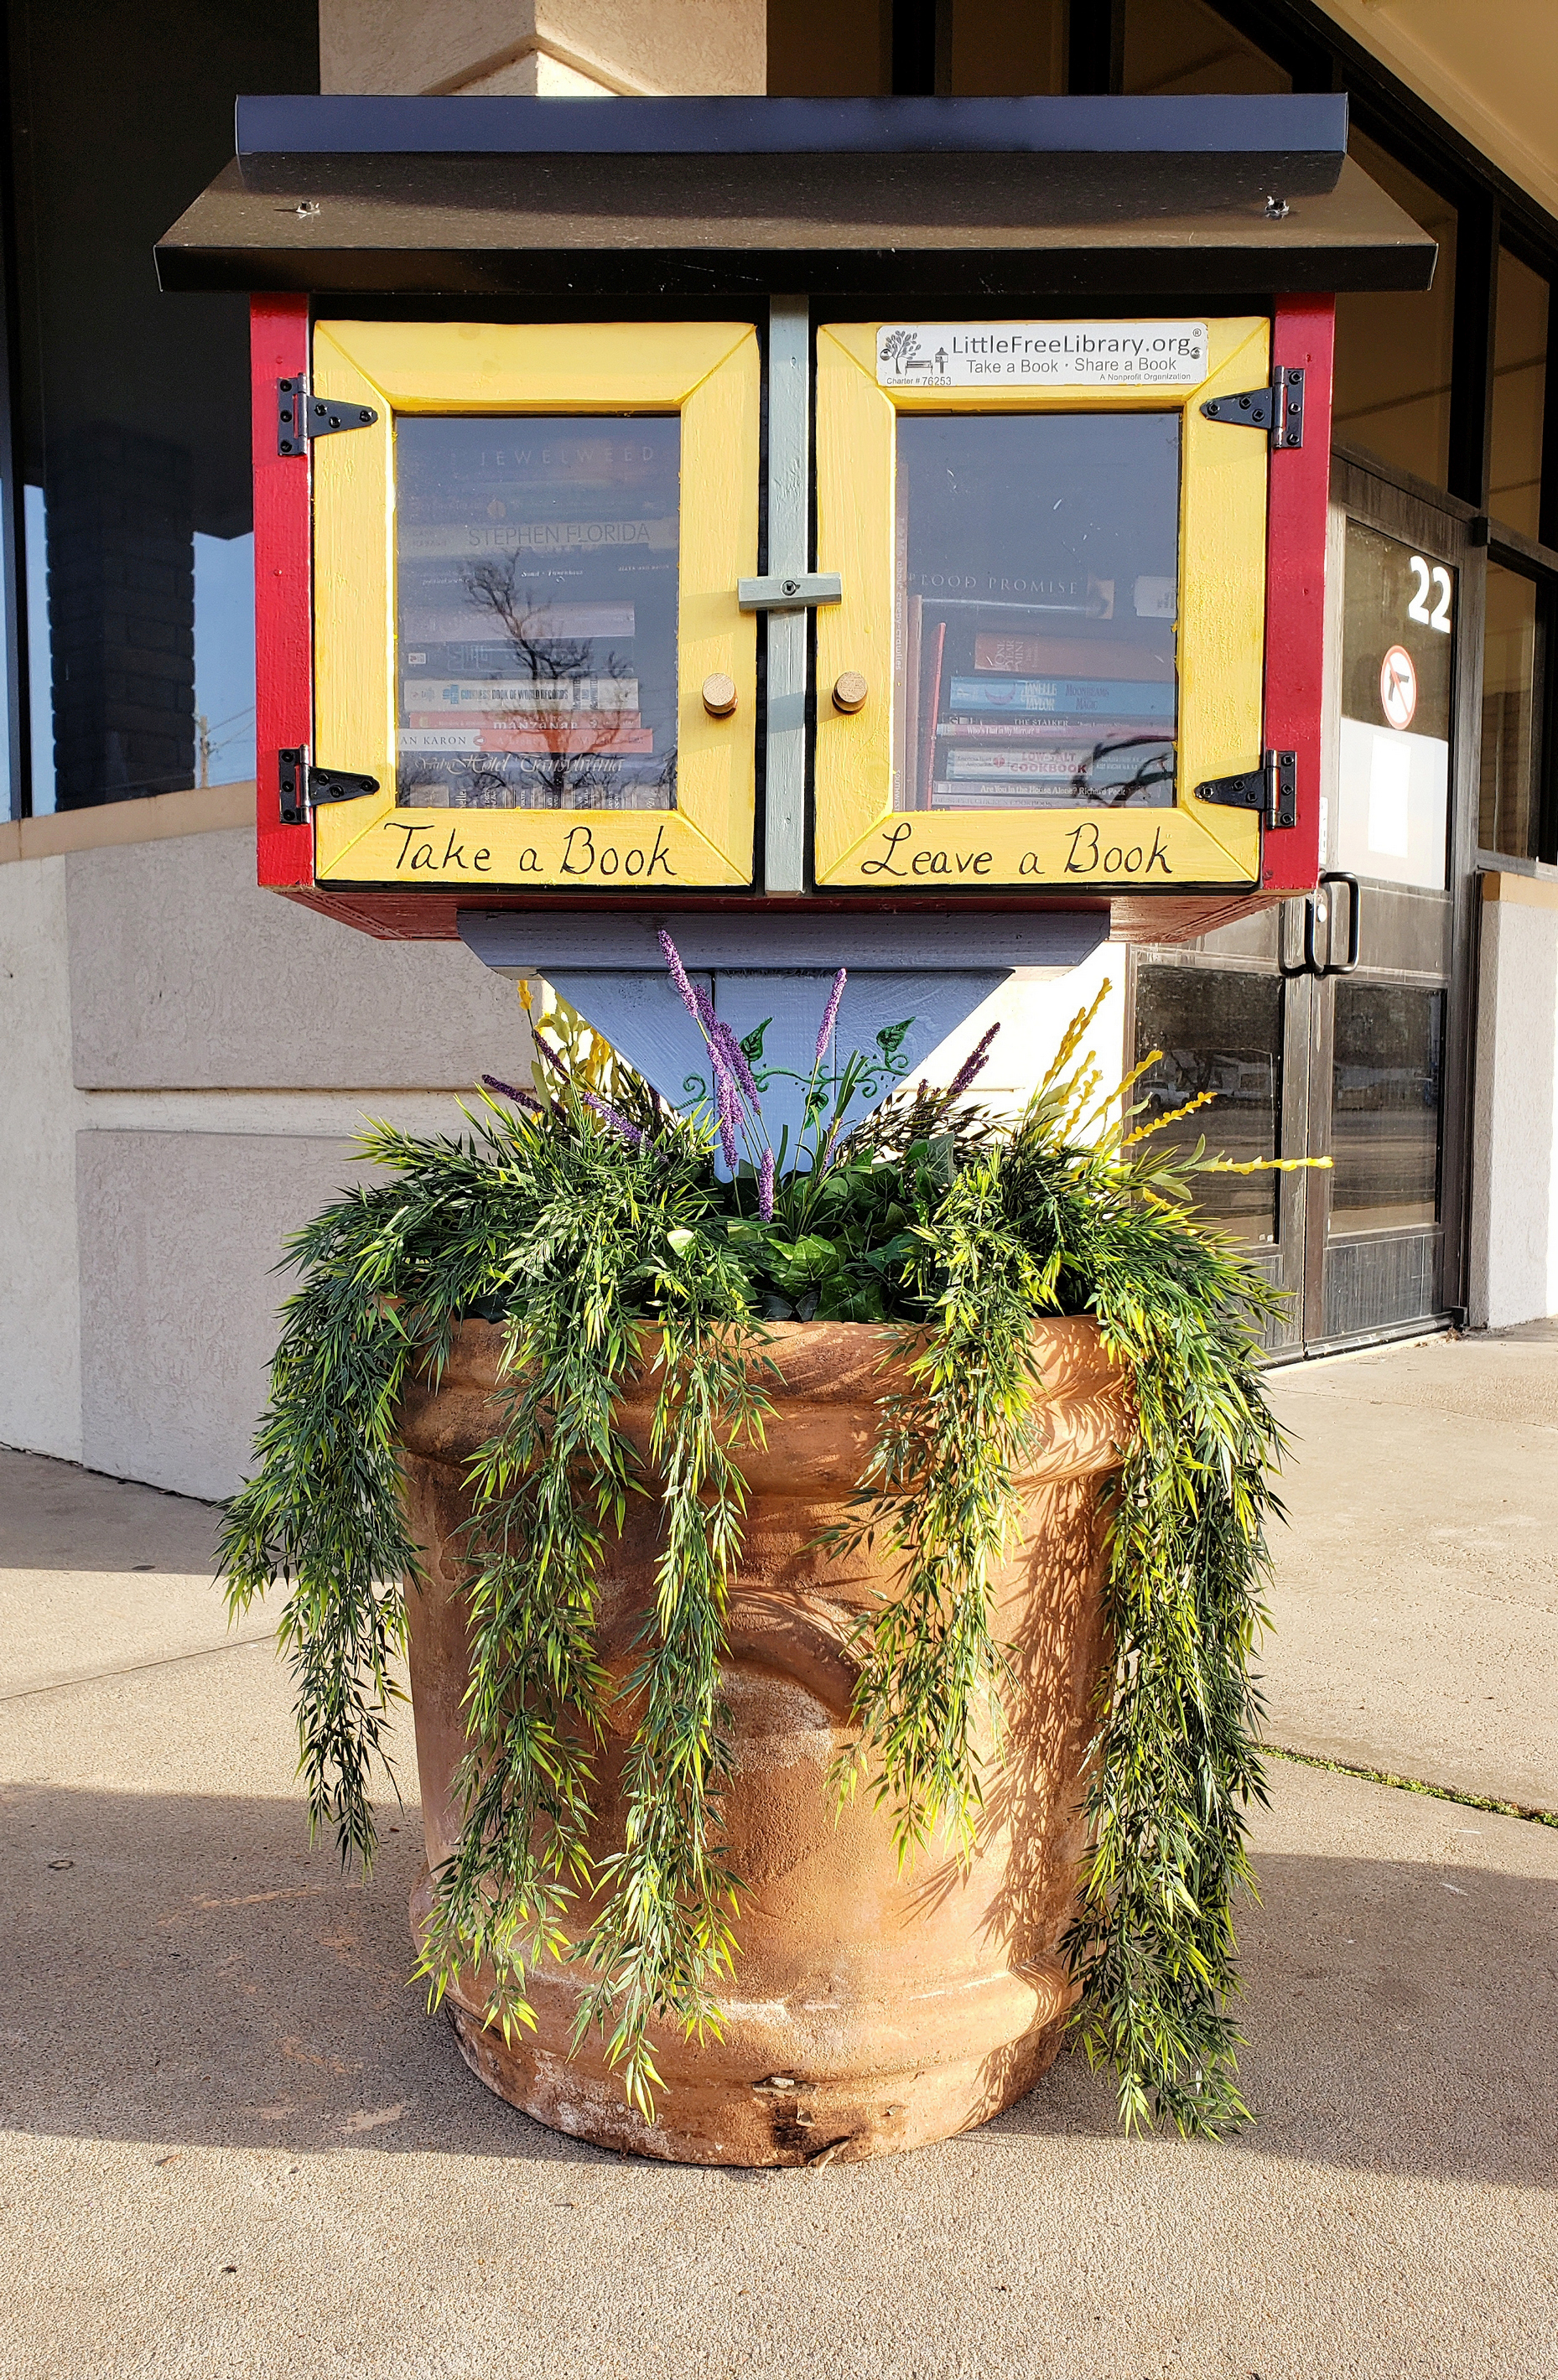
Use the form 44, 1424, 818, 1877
1474, 519, 1558, 868
0, 0, 31, 823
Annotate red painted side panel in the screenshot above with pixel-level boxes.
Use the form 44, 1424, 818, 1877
1260, 293, 1334, 897
252, 294, 314, 889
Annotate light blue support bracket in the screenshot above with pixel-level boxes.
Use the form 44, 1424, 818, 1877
459, 910, 1108, 1161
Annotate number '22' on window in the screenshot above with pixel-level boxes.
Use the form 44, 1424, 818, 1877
1406, 554, 1452, 633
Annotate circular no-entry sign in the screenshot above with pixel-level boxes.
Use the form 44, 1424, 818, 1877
1379, 644, 1417, 730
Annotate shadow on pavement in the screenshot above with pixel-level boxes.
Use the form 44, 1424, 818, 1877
4, 1780, 1555, 2186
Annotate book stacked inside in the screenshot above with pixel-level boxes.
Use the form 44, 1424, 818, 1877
903, 615, 1177, 812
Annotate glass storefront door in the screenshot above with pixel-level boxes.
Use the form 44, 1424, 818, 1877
1130, 458, 1476, 1356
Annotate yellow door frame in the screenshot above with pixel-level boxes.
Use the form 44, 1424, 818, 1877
309, 319, 761, 890
813, 316, 1270, 892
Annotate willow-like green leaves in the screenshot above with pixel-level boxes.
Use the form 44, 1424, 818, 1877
221, 989, 1289, 2135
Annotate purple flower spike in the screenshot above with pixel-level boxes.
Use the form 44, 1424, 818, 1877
758, 1148, 776, 1222
580, 1088, 646, 1150
659, 930, 702, 1024
815, 967, 847, 1064
480, 1072, 542, 1113
715, 1068, 739, 1169
947, 1022, 1000, 1102
690, 981, 758, 1110
711, 1019, 759, 1108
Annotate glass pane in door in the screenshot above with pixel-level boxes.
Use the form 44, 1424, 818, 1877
1328, 982, 1445, 1231
394, 415, 680, 811
1480, 563, 1540, 858
1336, 521, 1453, 889
894, 412, 1180, 811
1133, 965, 1283, 1242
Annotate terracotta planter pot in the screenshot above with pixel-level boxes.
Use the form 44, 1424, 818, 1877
396, 1315, 1129, 2166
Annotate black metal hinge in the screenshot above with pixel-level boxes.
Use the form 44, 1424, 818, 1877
277, 376, 379, 456
1199, 366, 1306, 449
1196, 749, 1296, 832
278, 748, 381, 827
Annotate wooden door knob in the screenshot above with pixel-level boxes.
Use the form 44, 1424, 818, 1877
702, 672, 738, 717
832, 671, 869, 714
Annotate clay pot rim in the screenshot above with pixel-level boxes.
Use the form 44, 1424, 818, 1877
421, 1309, 1123, 1407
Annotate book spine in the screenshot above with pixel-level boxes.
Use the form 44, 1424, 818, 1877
948, 677, 1176, 719
402, 678, 641, 711
931, 784, 1086, 809
920, 618, 947, 811
931, 782, 1174, 809
402, 723, 657, 754
937, 718, 1169, 744
945, 744, 1175, 782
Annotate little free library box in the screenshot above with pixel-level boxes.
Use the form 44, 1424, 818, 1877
157, 92, 1435, 1075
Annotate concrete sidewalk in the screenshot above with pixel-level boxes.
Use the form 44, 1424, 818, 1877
1263, 1321, 1558, 1811
2, 1327, 1555, 2380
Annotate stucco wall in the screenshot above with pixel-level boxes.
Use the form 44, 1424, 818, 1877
317, 0, 766, 98
1468, 883, 1558, 1330
0, 802, 538, 1494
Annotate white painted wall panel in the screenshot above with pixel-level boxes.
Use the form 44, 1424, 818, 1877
1468, 894, 1558, 1330
0, 853, 84, 1461
76, 1131, 373, 1501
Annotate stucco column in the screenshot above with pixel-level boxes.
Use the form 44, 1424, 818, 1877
319, 1, 766, 96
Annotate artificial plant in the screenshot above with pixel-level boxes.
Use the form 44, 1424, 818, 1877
221, 941, 1306, 2136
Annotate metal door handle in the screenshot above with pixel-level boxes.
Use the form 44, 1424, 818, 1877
1302, 872, 1361, 977
1319, 872, 1361, 976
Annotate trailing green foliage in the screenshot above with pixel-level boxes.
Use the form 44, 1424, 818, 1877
221, 974, 1293, 2136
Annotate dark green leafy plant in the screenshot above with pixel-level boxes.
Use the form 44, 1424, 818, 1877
221, 954, 1304, 2134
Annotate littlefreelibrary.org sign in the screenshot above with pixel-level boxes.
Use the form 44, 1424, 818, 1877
875, 321, 1210, 388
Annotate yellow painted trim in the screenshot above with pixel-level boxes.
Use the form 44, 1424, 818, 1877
313, 326, 397, 877
312, 319, 755, 413
310, 319, 760, 889
0, 780, 253, 867
1481, 868, 1558, 912
814, 316, 1269, 892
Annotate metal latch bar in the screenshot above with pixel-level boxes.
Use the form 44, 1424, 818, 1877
1199, 366, 1305, 450
278, 748, 381, 827
1195, 749, 1296, 832
737, 572, 843, 612
277, 377, 380, 456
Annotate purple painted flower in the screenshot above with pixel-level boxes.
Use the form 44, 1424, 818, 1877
947, 1023, 1000, 1101
814, 967, 847, 1064
758, 1148, 776, 1222
480, 1072, 542, 1112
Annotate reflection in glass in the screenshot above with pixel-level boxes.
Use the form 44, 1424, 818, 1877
395, 416, 680, 811
1490, 248, 1549, 542
1334, 132, 1457, 491
1133, 966, 1283, 1243
947, 0, 1065, 92
1479, 564, 1540, 858
1336, 520, 1452, 891
1122, 0, 1291, 95
6, 0, 315, 811
894, 413, 1180, 814
1329, 983, 1444, 1231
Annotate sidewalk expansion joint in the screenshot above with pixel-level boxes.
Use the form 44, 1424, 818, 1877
1263, 1742, 1557, 1828
0, 1629, 275, 1705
